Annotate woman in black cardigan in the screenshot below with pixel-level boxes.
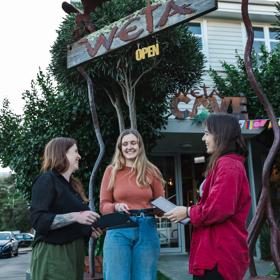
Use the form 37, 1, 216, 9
30, 137, 101, 280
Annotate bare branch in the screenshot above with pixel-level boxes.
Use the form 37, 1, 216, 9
132, 58, 161, 89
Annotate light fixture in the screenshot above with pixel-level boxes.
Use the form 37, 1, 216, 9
181, 143, 192, 149
167, 178, 174, 187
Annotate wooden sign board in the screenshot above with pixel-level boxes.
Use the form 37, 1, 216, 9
67, 0, 217, 68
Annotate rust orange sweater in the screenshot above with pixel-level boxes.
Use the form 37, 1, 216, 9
100, 165, 165, 214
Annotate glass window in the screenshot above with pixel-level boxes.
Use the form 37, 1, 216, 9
253, 27, 264, 39
269, 28, 279, 51
252, 26, 279, 53
188, 23, 201, 35
269, 28, 278, 40
187, 22, 203, 50
270, 42, 278, 51
253, 41, 265, 54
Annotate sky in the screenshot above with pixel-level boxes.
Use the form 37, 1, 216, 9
0, 1, 68, 171
0, 0, 68, 115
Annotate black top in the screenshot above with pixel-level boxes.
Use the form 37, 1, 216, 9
30, 171, 91, 245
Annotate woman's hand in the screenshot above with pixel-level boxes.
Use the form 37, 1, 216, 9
75, 211, 100, 225
114, 203, 130, 214
153, 208, 164, 217
91, 227, 103, 239
164, 206, 188, 223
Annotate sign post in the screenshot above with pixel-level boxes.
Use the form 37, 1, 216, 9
67, 0, 217, 68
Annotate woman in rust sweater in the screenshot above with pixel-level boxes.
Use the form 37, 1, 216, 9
100, 129, 165, 280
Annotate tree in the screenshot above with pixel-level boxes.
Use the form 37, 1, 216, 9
209, 45, 280, 119
0, 176, 30, 231
0, 70, 120, 199
0, 0, 204, 202
50, 0, 204, 130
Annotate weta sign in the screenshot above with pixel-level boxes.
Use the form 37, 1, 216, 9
67, 0, 217, 68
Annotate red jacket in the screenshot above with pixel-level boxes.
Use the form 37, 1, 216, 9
189, 154, 251, 280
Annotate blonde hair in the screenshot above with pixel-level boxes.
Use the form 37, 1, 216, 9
108, 129, 165, 190
42, 137, 88, 203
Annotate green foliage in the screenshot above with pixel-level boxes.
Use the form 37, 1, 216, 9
157, 271, 171, 280
50, 0, 204, 94
0, 70, 120, 200
209, 45, 280, 118
267, 266, 280, 278
94, 234, 105, 256
192, 109, 209, 125
0, 176, 30, 231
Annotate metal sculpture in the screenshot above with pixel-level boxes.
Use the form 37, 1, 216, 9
62, 1, 108, 277
241, 0, 280, 278
62, 0, 108, 39
77, 66, 105, 278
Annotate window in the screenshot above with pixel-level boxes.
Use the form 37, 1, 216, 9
252, 26, 279, 54
253, 27, 265, 54
269, 28, 279, 51
187, 22, 203, 50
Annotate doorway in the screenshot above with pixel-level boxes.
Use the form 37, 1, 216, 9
151, 154, 206, 253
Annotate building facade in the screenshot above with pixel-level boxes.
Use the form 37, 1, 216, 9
152, 0, 279, 255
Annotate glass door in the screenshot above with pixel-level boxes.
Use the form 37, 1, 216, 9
151, 155, 182, 253
181, 154, 205, 251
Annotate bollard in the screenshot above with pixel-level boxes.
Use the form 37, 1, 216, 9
26, 269, 31, 280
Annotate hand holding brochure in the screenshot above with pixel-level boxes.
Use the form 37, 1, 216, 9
151, 196, 190, 225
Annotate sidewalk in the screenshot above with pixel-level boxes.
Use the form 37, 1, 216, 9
158, 254, 275, 280
19, 247, 32, 254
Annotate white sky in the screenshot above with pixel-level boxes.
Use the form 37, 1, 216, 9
0, 0, 68, 115
0, 1, 69, 171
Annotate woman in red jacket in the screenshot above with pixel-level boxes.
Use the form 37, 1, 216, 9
165, 113, 251, 280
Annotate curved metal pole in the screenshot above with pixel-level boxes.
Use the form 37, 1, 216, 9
77, 66, 106, 277
241, 0, 280, 277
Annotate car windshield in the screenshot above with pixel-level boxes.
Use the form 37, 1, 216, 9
0, 233, 11, 240
15, 234, 23, 239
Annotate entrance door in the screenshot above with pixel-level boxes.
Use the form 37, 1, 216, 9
151, 154, 206, 253
181, 154, 205, 251
151, 155, 183, 253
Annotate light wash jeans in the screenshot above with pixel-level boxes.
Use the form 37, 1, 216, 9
103, 216, 160, 280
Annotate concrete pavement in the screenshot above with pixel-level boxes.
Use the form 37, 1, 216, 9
0, 248, 31, 280
158, 254, 275, 280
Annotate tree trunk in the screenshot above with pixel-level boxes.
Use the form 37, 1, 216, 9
241, 0, 280, 277
127, 88, 137, 129
77, 66, 106, 278
116, 57, 159, 130
115, 92, 126, 132
104, 88, 125, 133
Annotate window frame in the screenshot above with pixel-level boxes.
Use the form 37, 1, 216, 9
186, 20, 209, 67
242, 23, 279, 53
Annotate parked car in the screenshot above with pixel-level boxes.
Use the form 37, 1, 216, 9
0, 231, 19, 257
14, 233, 34, 247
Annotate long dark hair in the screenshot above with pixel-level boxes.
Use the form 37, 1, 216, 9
204, 113, 248, 175
42, 137, 88, 202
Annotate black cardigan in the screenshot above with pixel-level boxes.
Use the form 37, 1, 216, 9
30, 171, 91, 245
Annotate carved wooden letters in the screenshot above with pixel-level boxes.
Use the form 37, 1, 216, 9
67, 0, 217, 68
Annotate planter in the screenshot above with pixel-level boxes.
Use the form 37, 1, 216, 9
84, 256, 103, 274
94, 256, 103, 274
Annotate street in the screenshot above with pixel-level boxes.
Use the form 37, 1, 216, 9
0, 250, 31, 279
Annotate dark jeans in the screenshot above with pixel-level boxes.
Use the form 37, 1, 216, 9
193, 266, 224, 280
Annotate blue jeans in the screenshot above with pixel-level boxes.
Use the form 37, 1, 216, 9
103, 216, 160, 280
